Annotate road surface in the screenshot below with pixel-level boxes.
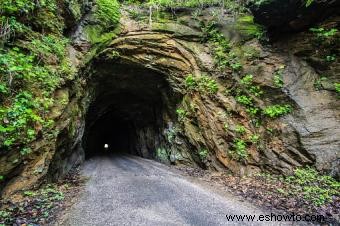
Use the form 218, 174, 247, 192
59, 154, 290, 226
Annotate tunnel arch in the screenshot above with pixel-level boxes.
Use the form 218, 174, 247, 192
83, 62, 181, 159
81, 32, 202, 160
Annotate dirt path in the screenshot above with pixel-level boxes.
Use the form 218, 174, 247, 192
57, 154, 293, 226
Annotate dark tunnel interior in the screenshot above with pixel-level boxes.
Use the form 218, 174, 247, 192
85, 112, 133, 158
82, 62, 180, 159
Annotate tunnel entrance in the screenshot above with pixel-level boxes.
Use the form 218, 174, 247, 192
85, 111, 133, 158
82, 62, 180, 160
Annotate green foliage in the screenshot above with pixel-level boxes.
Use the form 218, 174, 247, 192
235, 125, 246, 134
0, 210, 10, 224
1, 0, 36, 14
305, 0, 314, 7
314, 76, 327, 90
201, 21, 242, 71
249, 85, 263, 97
250, 134, 260, 143
242, 45, 260, 60
228, 52, 243, 71
285, 167, 340, 206
273, 65, 285, 88
325, 54, 336, 62
0, 83, 8, 95
236, 95, 253, 106
230, 138, 248, 161
184, 74, 218, 95
0, 92, 43, 148
240, 74, 263, 97
240, 74, 253, 86
1, 184, 65, 224
176, 108, 187, 121
198, 76, 219, 94
0, 33, 72, 153
198, 148, 208, 161
95, 0, 121, 28
235, 74, 262, 119
185, 74, 197, 90
246, 106, 260, 117
310, 27, 338, 40
236, 15, 264, 40
1, 0, 57, 15
20, 147, 32, 155
249, 0, 272, 6
0, 16, 27, 43
156, 148, 169, 162
146, 0, 224, 8
0, 43, 71, 150
263, 104, 292, 118
335, 83, 340, 94
241, 75, 262, 96
30, 34, 69, 61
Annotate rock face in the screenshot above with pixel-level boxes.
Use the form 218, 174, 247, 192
0, 2, 339, 198
249, 0, 340, 37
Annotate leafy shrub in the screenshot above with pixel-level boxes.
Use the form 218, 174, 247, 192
235, 125, 246, 134
0, 92, 44, 148
30, 34, 69, 61
325, 54, 336, 62
309, 27, 338, 51
305, 0, 314, 7
176, 108, 187, 121
95, 0, 121, 28
0, 40, 69, 150
184, 74, 218, 95
230, 138, 248, 161
147, 0, 225, 8
335, 83, 340, 94
310, 27, 338, 38
314, 77, 327, 90
263, 104, 292, 118
273, 65, 285, 88
1, 0, 36, 14
240, 74, 263, 97
156, 148, 169, 162
250, 134, 260, 143
240, 74, 253, 86
246, 106, 260, 117
285, 167, 340, 206
185, 74, 196, 90
198, 148, 208, 161
201, 21, 242, 70
198, 76, 218, 94
236, 95, 253, 106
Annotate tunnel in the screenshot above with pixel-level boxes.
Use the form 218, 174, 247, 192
82, 61, 180, 160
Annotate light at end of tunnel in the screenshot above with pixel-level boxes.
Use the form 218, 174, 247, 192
104, 144, 109, 149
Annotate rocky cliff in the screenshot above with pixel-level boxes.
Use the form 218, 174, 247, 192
0, 0, 339, 199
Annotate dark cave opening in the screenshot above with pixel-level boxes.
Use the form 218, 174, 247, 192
85, 112, 133, 158
82, 63, 180, 160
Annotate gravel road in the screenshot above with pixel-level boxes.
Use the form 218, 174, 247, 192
59, 154, 293, 226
